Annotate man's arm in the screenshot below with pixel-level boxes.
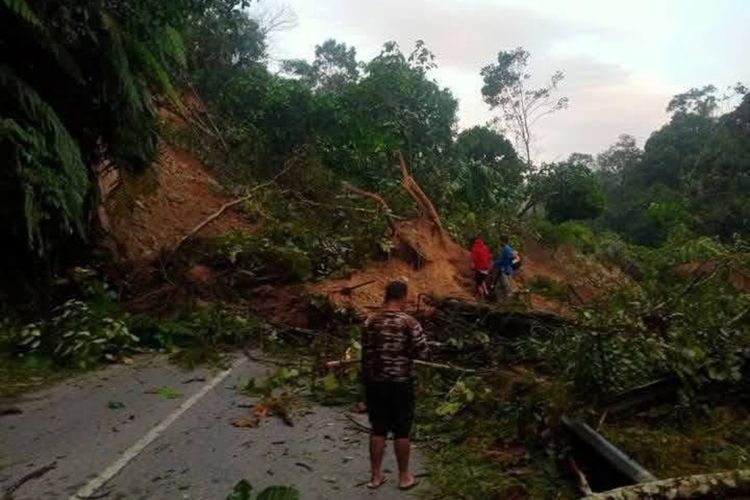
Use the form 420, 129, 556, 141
409, 320, 429, 360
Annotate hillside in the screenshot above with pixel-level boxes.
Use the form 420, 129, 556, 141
101, 144, 629, 324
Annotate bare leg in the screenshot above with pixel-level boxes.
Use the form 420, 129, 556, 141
369, 435, 386, 485
394, 438, 415, 487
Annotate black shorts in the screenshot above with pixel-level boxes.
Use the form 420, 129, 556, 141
474, 270, 489, 286
364, 381, 415, 439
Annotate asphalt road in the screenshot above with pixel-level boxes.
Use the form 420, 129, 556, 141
0, 355, 425, 499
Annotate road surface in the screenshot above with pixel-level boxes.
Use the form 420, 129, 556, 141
0, 355, 426, 499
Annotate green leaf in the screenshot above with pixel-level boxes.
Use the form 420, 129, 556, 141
226, 479, 253, 500
256, 486, 300, 500
321, 373, 339, 393
435, 401, 461, 417
2, 0, 42, 27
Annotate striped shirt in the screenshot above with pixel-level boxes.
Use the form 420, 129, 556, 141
361, 311, 429, 383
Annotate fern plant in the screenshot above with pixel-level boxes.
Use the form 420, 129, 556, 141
0, 0, 222, 296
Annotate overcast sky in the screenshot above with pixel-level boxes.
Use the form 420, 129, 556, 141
257, 0, 750, 162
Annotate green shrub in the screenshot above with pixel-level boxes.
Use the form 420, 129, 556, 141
535, 219, 596, 252
215, 231, 313, 282
9, 299, 138, 368
526, 276, 569, 301
141, 307, 263, 368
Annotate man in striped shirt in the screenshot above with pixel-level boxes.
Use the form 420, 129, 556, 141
361, 280, 429, 491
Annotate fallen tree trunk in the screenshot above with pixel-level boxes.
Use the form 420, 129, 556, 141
581, 469, 750, 499
326, 358, 476, 374
395, 151, 446, 241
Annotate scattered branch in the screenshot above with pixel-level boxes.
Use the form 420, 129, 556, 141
4, 461, 57, 499
343, 413, 372, 434
170, 156, 297, 255
343, 182, 397, 233
325, 358, 476, 374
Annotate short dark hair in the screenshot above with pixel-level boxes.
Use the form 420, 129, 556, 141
384, 280, 408, 302
500, 234, 510, 244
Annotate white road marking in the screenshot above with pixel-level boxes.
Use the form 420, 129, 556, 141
70, 357, 246, 499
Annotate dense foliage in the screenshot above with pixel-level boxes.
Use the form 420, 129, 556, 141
0, 0, 255, 302
594, 87, 750, 245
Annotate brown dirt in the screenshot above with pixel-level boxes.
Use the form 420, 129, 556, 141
307, 218, 475, 312
103, 143, 255, 264
251, 218, 631, 324
673, 261, 750, 293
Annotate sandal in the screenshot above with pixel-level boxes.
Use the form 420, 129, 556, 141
366, 477, 387, 489
398, 479, 420, 491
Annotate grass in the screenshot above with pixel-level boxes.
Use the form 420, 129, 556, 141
526, 276, 570, 302
412, 371, 578, 499
0, 354, 75, 399
602, 405, 750, 478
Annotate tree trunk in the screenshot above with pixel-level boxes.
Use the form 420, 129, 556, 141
581, 469, 750, 500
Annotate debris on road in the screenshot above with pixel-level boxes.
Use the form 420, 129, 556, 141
146, 387, 182, 399
0, 407, 22, 417
4, 461, 57, 499
230, 417, 260, 428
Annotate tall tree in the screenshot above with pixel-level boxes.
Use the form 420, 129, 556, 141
454, 126, 525, 210
282, 39, 359, 92
530, 155, 606, 223
480, 47, 568, 164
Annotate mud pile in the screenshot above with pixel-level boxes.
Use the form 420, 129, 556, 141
298, 221, 629, 320
307, 218, 475, 313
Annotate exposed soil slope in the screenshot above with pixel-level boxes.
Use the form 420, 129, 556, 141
103, 143, 255, 263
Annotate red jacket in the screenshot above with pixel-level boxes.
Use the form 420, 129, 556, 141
470, 239, 492, 271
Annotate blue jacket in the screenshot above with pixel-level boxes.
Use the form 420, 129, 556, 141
494, 244, 515, 275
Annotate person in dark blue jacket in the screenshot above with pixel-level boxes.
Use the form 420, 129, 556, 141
493, 235, 517, 297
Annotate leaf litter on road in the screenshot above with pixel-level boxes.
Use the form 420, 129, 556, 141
145, 386, 182, 399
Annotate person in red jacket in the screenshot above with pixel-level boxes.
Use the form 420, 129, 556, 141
470, 236, 492, 298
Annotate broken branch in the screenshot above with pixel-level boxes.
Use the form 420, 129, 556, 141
343, 182, 397, 233
332, 280, 377, 296
4, 461, 57, 499
171, 156, 297, 255
325, 358, 476, 374
395, 151, 445, 240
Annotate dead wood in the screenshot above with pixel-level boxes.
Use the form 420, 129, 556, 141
332, 280, 377, 296
581, 469, 750, 500
343, 413, 372, 433
569, 458, 593, 496
4, 461, 56, 499
325, 358, 476, 374
343, 182, 397, 233
395, 151, 445, 241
